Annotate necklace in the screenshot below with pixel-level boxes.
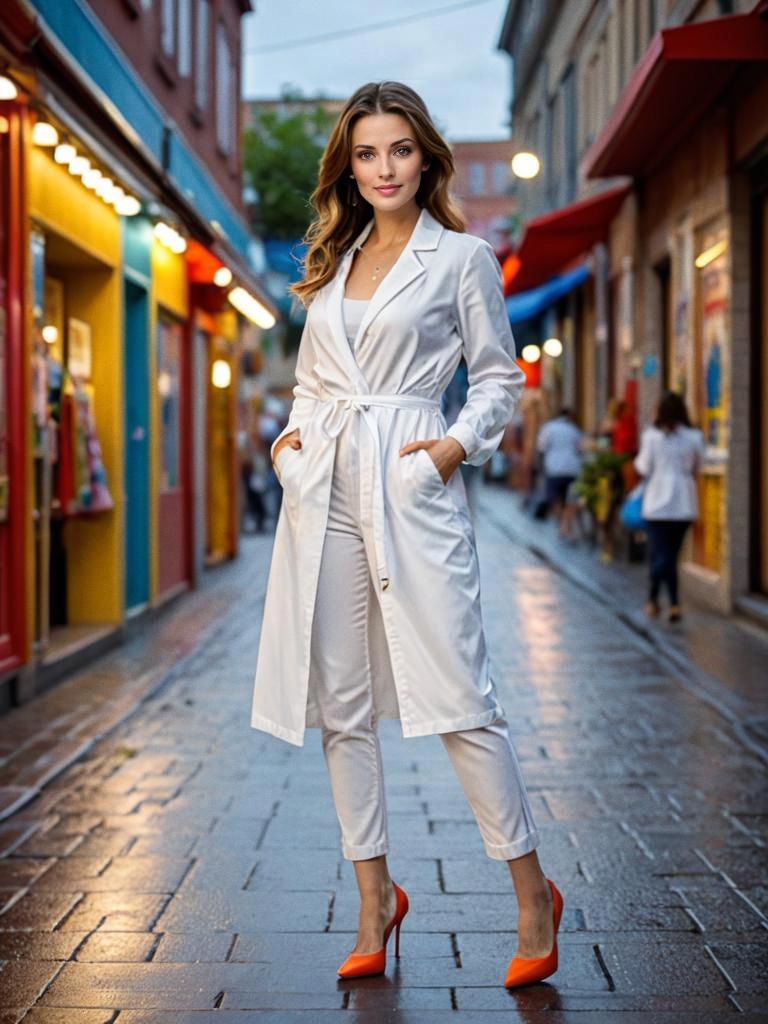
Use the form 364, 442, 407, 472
357, 233, 412, 282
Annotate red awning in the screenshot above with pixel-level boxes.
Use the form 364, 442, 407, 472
582, 11, 768, 179
507, 185, 631, 294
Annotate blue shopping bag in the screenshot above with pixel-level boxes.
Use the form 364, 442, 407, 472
619, 483, 647, 531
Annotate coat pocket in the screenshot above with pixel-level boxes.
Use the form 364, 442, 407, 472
275, 445, 302, 488
417, 447, 447, 488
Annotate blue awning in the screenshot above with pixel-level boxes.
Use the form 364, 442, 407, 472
506, 264, 589, 324
264, 239, 308, 282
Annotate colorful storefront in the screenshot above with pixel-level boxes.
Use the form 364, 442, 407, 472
187, 241, 251, 574
27, 120, 125, 662
0, 30, 278, 703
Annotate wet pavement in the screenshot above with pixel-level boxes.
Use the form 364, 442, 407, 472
1, 484, 767, 1021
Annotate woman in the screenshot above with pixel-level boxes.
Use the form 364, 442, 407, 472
634, 391, 704, 622
250, 81, 563, 989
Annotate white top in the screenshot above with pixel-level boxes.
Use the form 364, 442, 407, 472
634, 425, 705, 520
536, 416, 584, 478
342, 297, 369, 349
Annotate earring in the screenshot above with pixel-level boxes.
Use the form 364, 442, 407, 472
349, 174, 357, 206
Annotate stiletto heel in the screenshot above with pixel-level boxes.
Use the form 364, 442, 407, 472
337, 881, 409, 978
504, 878, 563, 990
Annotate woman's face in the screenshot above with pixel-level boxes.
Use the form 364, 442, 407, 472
349, 112, 428, 214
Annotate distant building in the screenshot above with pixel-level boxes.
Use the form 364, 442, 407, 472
498, 0, 768, 618
450, 139, 518, 247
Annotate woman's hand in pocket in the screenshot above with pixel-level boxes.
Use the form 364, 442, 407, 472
272, 429, 301, 467
399, 436, 465, 484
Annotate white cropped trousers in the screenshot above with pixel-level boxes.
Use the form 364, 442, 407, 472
309, 416, 541, 861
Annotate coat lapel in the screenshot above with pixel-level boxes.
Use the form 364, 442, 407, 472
326, 206, 444, 390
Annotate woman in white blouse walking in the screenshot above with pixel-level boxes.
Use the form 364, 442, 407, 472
251, 81, 563, 989
634, 392, 705, 622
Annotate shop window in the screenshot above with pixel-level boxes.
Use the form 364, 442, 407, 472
691, 217, 730, 575
157, 314, 182, 491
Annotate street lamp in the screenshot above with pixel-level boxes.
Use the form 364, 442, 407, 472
543, 337, 563, 358
511, 151, 541, 180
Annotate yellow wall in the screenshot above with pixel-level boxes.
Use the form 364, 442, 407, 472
207, 315, 237, 561
28, 147, 121, 268
149, 240, 188, 600
27, 146, 124, 625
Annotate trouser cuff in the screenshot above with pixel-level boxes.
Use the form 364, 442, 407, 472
341, 837, 390, 861
483, 828, 541, 861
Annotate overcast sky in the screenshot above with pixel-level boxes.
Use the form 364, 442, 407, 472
241, 0, 513, 141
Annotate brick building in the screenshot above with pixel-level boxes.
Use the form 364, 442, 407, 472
498, 0, 768, 618
450, 139, 519, 246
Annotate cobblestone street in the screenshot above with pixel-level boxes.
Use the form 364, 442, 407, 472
1, 488, 767, 1022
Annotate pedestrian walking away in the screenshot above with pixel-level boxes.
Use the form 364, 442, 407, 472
634, 391, 705, 622
536, 407, 585, 539
250, 80, 563, 990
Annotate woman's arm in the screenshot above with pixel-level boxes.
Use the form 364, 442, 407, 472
444, 240, 526, 466
270, 314, 320, 464
633, 429, 653, 478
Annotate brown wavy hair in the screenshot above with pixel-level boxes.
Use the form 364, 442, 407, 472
289, 81, 466, 308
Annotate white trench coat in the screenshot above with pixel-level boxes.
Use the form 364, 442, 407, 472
250, 205, 525, 747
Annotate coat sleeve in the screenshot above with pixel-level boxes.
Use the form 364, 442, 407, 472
269, 313, 321, 464
444, 239, 526, 466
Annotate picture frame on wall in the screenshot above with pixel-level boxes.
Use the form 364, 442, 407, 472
68, 317, 92, 380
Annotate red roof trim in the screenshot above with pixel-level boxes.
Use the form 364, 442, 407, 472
508, 184, 631, 294
582, 12, 768, 179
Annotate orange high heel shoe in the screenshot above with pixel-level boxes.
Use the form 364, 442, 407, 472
504, 877, 563, 989
337, 881, 409, 979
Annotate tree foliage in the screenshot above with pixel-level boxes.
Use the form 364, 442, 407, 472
242, 88, 338, 240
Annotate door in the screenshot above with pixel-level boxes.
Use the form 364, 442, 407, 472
754, 190, 768, 595
124, 280, 150, 611
156, 311, 189, 597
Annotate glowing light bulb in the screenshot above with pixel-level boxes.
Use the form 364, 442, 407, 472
32, 121, 59, 147
82, 168, 103, 189
68, 155, 90, 177
54, 142, 76, 164
211, 359, 232, 389
0, 76, 18, 100
115, 194, 141, 216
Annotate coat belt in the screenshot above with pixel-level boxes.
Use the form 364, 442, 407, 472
315, 390, 442, 590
